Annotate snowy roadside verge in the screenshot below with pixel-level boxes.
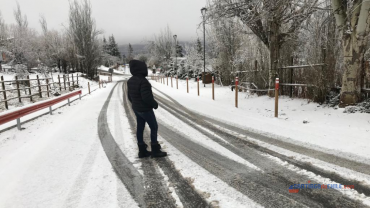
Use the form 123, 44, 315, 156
0, 80, 134, 207
0, 75, 123, 132
151, 80, 370, 161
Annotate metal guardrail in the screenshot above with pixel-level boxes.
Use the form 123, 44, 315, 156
0, 90, 82, 130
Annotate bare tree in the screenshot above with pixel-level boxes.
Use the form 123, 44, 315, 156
14, 2, 28, 28
332, 0, 370, 106
209, 0, 319, 94
68, 0, 102, 79
147, 26, 174, 72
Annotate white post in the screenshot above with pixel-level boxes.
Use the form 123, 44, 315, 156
49, 106, 52, 115
68, 98, 70, 106
17, 118, 21, 130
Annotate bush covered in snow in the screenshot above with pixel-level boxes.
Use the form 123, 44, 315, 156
343, 98, 370, 114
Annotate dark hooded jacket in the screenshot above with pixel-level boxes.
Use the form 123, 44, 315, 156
127, 60, 158, 112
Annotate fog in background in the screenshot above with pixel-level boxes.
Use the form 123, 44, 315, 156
1, 0, 207, 45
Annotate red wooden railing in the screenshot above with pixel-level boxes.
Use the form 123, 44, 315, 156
0, 90, 82, 129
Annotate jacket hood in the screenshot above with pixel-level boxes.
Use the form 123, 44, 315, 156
129, 60, 148, 77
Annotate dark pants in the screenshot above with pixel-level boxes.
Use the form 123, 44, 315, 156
134, 110, 158, 144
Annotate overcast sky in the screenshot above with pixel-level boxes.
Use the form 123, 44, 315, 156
1, 0, 207, 45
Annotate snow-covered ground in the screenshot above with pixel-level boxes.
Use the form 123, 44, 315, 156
0, 79, 138, 207
0, 72, 103, 113
1, 74, 370, 207
0, 73, 120, 131
150, 79, 370, 160
98, 65, 126, 75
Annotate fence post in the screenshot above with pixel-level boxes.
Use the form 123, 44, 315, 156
88, 82, 91, 94
1, 76, 8, 109
235, 77, 238, 108
15, 76, 21, 103
187, 77, 189, 93
58, 75, 61, 91
212, 76, 214, 100
197, 76, 200, 96
171, 76, 173, 88
290, 57, 293, 98
37, 75, 42, 98
72, 74, 75, 87
275, 78, 279, 118
67, 75, 70, 89
63, 75, 66, 90
27, 75, 32, 102
176, 75, 178, 89
46, 78, 50, 97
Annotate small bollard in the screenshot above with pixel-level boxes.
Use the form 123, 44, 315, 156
186, 77, 189, 93
212, 76, 215, 100
68, 98, 70, 106
49, 106, 52, 115
171, 76, 173, 88
17, 118, 21, 130
88, 82, 91, 94
275, 78, 279, 118
176, 75, 178, 89
235, 77, 239, 108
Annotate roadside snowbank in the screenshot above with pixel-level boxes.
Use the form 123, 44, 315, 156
151, 79, 370, 160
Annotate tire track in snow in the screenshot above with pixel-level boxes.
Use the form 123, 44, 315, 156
153, 88, 366, 208
153, 86, 370, 198
121, 81, 210, 208
120, 82, 177, 208
97, 82, 145, 207
153, 86, 370, 174
63, 138, 101, 207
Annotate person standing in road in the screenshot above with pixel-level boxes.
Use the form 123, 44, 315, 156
127, 60, 167, 158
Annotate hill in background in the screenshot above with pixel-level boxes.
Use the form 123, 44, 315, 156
119, 42, 190, 57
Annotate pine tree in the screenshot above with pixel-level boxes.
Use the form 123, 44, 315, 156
196, 38, 203, 56
128, 43, 133, 61
108, 35, 121, 57
176, 44, 184, 57
103, 37, 108, 53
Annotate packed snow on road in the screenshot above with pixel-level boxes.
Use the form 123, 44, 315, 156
2, 0, 370, 207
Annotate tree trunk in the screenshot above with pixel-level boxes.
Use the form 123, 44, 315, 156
80, 62, 84, 73
338, 0, 370, 106
339, 32, 365, 106
57, 59, 61, 72
62, 60, 67, 74
268, 20, 280, 96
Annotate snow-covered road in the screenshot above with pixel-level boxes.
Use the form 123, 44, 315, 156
0, 82, 136, 207
1, 77, 370, 208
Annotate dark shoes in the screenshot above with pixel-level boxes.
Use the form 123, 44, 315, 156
151, 143, 167, 158
138, 143, 151, 158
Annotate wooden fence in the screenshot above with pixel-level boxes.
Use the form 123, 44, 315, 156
0, 74, 80, 110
